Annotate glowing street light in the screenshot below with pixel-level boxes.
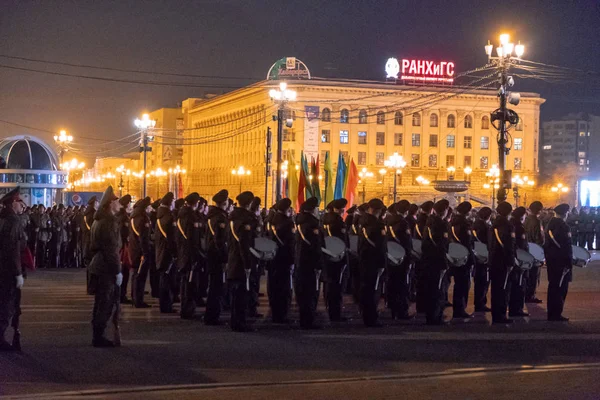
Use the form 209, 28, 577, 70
551, 183, 569, 204
358, 167, 374, 203
447, 166, 456, 181
232, 166, 251, 193
134, 113, 157, 198
384, 152, 407, 202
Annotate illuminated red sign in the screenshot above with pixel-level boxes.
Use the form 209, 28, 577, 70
399, 59, 454, 83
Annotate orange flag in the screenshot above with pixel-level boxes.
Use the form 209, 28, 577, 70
345, 158, 359, 208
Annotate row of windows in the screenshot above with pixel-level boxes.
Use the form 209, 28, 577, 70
318, 109, 523, 130
353, 152, 524, 170
320, 130, 526, 150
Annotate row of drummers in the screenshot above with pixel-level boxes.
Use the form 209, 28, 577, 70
253, 198, 590, 326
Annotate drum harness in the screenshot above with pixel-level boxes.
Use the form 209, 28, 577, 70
296, 222, 321, 291
389, 223, 412, 285
548, 229, 571, 286
427, 227, 448, 290
157, 218, 175, 275
230, 220, 252, 291
130, 218, 146, 275
324, 223, 348, 285
494, 228, 514, 290
362, 227, 385, 290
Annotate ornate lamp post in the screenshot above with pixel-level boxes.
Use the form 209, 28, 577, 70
384, 152, 407, 202
358, 168, 374, 203
134, 114, 156, 198
269, 82, 296, 202
232, 166, 251, 194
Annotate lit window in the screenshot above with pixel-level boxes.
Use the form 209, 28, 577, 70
514, 158, 522, 170
447, 114, 456, 128
376, 152, 385, 165
429, 155, 437, 168
430, 113, 438, 127
321, 130, 330, 143
394, 133, 403, 146
579, 131, 586, 137
464, 136, 472, 149
321, 108, 331, 122
464, 115, 473, 129
340, 109, 349, 123
358, 152, 367, 165
481, 116, 490, 129
412, 133, 421, 146
376, 132, 385, 146
340, 130, 349, 144
429, 134, 438, 147
376, 111, 385, 125
480, 136, 489, 149
394, 112, 403, 126
580, 159, 585, 166
543, 145, 552, 150
447, 135, 455, 148
513, 138, 523, 150
358, 131, 367, 145
480, 156, 488, 169
358, 110, 368, 124
412, 113, 421, 127
411, 154, 420, 167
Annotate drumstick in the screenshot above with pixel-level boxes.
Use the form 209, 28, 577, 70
375, 268, 385, 290
245, 269, 251, 291
315, 270, 322, 291
339, 264, 347, 285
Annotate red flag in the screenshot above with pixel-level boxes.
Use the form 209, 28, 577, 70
345, 158, 359, 208
297, 165, 307, 210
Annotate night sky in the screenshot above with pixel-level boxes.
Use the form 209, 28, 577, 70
1, 0, 599, 149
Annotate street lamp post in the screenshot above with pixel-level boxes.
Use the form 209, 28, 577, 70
54, 130, 73, 167
485, 164, 501, 209
134, 114, 156, 199
384, 152, 407, 203
269, 82, 297, 202
232, 166, 251, 194
551, 183, 569, 204
447, 166, 456, 181
512, 175, 534, 207
358, 168, 374, 203
484, 33, 525, 203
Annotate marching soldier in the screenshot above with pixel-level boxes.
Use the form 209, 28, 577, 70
148, 200, 161, 299
415, 201, 434, 313
204, 189, 229, 325
322, 198, 348, 322
524, 201, 544, 303
248, 197, 263, 318
116, 195, 132, 304
385, 200, 413, 320
267, 198, 295, 323
0, 187, 26, 351
358, 198, 387, 327
422, 200, 450, 325
295, 197, 325, 329
82, 196, 98, 294
489, 201, 516, 324
544, 204, 573, 321
226, 191, 256, 332
509, 206, 529, 317
472, 206, 492, 312
195, 197, 209, 306
129, 197, 153, 308
155, 192, 177, 313
89, 186, 123, 347
450, 201, 474, 319
177, 192, 202, 319
407, 203, 419, 302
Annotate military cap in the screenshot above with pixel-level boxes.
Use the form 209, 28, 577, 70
300, 197, 319, 212
160, 192, 175, 206
134, 196, 151, 209
119, 194, 132, 207
420, 201, 434, 213
0, 187, 21, 204
396, 200, 411, 214
328, 198, 348, 211
433, 199, 449, 215
409, 203, 419, 215
496, 201, 513, 217
198, 196, 208, 207
512, 206, 527, 220
236, 191, 254, 208
151, 199, 161, 209
250, 196, 262, 212
57, 204, 65, 210
367, 198, 385, 211
99, 186, 119, 209
184, 192, 201, 205
275, 198, 292, 212
212, 189, 229, 204
554, 203, 570, 216
477, 207, 492, 220
175, 198, 185, 210
529, 201, 543, 214
87, 196, 97, 206
456, 201, 472, 215
358, 203, 368, 213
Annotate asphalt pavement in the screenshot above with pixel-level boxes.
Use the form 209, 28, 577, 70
1, 261, 600, 399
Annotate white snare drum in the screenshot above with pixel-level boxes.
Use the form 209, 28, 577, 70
516, 248, 534, 271
250, 237, 278, 261
322, 236, 346, 263
473, 241, 489, 264
527, 242, 545, 263
572, 245, 591, 268
447, 243, 469, 267
349, 235, 359, 255
412, 238, 422, 260
387, 241, 406, 266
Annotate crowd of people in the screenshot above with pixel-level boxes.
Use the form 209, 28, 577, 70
0, 184, 580, 350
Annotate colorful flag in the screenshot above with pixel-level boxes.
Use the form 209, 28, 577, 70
311, 155, 321, 205
334, 152, 347, 200
297, 153, 307, 209
288, 153, 299, 209
345, 158, 359, 207
323, 151, 334, 207
301, 152, 313, 199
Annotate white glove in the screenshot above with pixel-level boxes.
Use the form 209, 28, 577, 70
15, 275, 24, 289
116, 273, 123, 287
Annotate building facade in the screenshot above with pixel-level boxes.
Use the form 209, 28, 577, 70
179, 73, 544, 206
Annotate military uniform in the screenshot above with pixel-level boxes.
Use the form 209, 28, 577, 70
155, 193, 177, 313
267, 198, 295, 323
509, 207, 529, 316
176, 193, 202, 319
116, 195, 132, 303
226, 192, 257, 332
489, 202, 516, 324
449, 202, 474, 319
524, 201, 545, 303
248, 197, 264, 318
567, 209, 579, 246
415, 201, 433, 314
295, 197, 325, 329
81, 198, 97, 294
472, 207, 492, 311
129, 197, 152, 308
544, 204, 573, 321
204, 190, 229, 325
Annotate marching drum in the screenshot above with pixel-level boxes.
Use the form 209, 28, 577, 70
473, 241, 489, 264
527, 242, 545, 263
322, 236, 347, 262
447, 243, 469, 267
516, 248, 534, 271
349, 235, 359, 255
572, 245, 591, 268
250, 237, 278, 261
386, 241, 406, 266
412, 238, 422, 260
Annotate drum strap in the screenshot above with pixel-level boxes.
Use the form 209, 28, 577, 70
296, 224, 311, 245
84, 216, 91, 231
427, 227, 438, 246
416, 225, 423, 239
352, 225, 357, 235
177, 219, 188, 240
548, 230, 561, 248
389, 226, 400, 243
208, 219, 216, 237
271, 225, 284, 246
325, 224, 332, 237
362, 227, 376, 247
157, 219, 167, 239
494, 228, 504, 248
472, 230, 480, 242
451, 226, 460, 243
131, 218, 141, 237
230, 221, 241, 243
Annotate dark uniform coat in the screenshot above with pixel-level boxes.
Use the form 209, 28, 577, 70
155, 205, 176, 273
88, 208, 122, 277
226, 207, 256, 281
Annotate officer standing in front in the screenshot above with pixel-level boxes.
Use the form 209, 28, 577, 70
322, 198, 348, 322
489, 201, 516, 324
544, 204, 573, 321
524, 201, 544, 303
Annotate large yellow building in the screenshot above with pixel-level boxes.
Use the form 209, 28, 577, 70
175, 59, 544, 206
